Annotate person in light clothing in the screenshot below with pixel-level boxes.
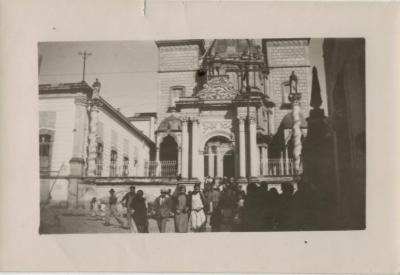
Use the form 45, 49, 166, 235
188, 184, 207, 232
104, 189, 124, 227
90, 197, 100, 218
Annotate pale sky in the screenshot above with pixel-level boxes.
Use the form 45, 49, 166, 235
38, 39, 327, 117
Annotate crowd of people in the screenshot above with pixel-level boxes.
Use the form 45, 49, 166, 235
90, 176, 317, 233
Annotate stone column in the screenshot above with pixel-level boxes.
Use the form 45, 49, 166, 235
87, 105, 99, 176
292, 101, 302, 175
249, 111, 259, 178
259, 146, 264, 175
208, 146, 214, 177
238, 117, 246, 178
198, 150, 205, 183
155, 147, 161, 176
216, 147, 223, 178
87, 80, 101, 177
285, 145, 290, 175
264, 146, 269, 176
177, 147, 182, 176
181, 118, 189, 178
280, 151, 284, 176
191, 118, 199, 178
71, 96, 88, 176
288, 71, 302, 176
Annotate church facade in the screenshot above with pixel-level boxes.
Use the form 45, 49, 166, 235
153, 39, 313, 183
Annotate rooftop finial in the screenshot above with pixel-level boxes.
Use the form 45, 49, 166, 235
92, 78, 101, 99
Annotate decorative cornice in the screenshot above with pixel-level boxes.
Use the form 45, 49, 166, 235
263, 38, 310, 47
39, 81, 93, 97
155, 39, 205, 54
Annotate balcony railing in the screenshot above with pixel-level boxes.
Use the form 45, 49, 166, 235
145, 160, 178, 177
261, 158, 302, 176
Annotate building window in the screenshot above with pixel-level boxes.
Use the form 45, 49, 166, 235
39, 134, 52, 173
170, 86, 185, 107
95, 143, 103, 176
110, 150, 118, 176
123, 156, 129, 176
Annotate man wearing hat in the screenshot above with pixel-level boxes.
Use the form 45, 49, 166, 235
121, 186, 137, 232
104, 188, 124, 227
153, 187, 173, 233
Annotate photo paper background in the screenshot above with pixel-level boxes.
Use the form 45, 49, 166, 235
0, 0, 399, 273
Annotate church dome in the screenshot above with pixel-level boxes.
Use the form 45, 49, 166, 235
157, 115, 181, 131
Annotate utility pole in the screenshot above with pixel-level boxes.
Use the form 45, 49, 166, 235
78, 51, 92, 81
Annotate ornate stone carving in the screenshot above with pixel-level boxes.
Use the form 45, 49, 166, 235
249, 114, 257, 124
202, 121, 232, 133
197, 76, 238, 100
237, 106, 248, 120
181, 115, 190, 123
237, 113, 247, 121
201, 110, 230, 117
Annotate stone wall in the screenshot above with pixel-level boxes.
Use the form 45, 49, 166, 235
268, 66, 312, 130
159, 45, 200, 71
265, 39, 312, 133
39, 96, 77, 176
323, 38, 366, 229
98, 110, 151, 177
40, 178, 69, 205
157, 43, 202, 121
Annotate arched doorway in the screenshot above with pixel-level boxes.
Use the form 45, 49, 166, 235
159, 135, 178, 176
204, 136, 234, 178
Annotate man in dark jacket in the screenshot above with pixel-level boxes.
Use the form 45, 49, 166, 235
154, 188, 173, 233
131, 190, 148, 233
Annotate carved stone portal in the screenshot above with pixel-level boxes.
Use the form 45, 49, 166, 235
196, 76, 238, 100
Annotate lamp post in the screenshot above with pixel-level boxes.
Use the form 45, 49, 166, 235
288, 71, 302, 176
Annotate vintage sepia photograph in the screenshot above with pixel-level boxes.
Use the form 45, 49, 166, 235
38, 38, 366, 234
